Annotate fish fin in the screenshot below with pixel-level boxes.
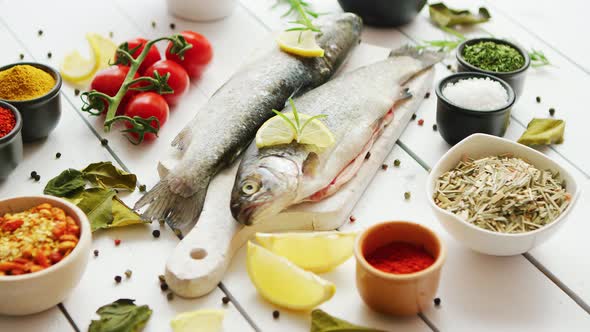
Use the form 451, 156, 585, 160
389, 45, 445, 68
134, 177, 209, 233
171, 127, 192, 151
399, 87, 413, 100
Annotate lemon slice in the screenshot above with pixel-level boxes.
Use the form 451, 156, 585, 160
277, 30, 324, 57
256, 112, 335, 149
60, 50, 97, 83
170, 309, 224, 332
60, 33, 117, 84
247, 241, 335, 310
256, 231, 357, 273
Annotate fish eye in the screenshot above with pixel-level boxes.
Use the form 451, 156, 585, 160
241, 181, 260, 196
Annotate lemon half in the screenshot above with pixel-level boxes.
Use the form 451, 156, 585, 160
60, 33, 117, 84
246, 241, 335, 310
277, 30, 324, 58
256, 231, 357, 273
256, 112, 335, 149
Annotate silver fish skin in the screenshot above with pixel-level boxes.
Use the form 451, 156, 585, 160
135, 13, 362, 232
231, 46, 443, 225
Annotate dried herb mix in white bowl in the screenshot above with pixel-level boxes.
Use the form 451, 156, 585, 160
434, 154, 571, 234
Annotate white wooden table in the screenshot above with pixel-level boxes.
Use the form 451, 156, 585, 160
1, 0, 589, 331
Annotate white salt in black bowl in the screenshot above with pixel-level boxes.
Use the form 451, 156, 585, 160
435, 72, 515, 145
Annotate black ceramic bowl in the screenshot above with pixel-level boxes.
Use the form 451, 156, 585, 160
337, 0, 426, 27
0, 62, 62, 142
456, 38, 530, 99
435, 72, 516, 146
0, 101, 23, 180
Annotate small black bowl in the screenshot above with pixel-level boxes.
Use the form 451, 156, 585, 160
0, 62, 62, 142
337, 0, 427, 27
435, 72, 516, 146
0, 101, 23, 180
456, 38, 530, 99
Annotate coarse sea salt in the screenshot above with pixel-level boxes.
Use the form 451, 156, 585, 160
442, 77, 508, 111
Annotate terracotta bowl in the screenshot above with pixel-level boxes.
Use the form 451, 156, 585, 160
354, 221, 446, 316
0, 196, 91, 315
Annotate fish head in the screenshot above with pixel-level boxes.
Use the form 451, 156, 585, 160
231, 155, 300, 225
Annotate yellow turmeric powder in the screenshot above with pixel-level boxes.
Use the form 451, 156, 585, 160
0, 65, 56, 101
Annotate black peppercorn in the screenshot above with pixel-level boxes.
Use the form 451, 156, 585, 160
30, 171, 37, 178
160, 282, 169, 291
434, 297, 441, 306
38, 30, 43, 36
114, 275, 122, 283
381, 164, 388, 170
152, 229, 161, 238
151, 21, 157, 28
222, 296, 230, 305
47, 52, 52, 59
433, 124, 438, 131
56, 152, 61, 159
93, 249, 99, 257
446, 64, 451, 70
549, 108, 555, 116
424, 92, 430, 99
74, 89, 80, 96
536, 96, 541, 103
273, 310, 280, 319
167, 292, 174, 301
170, 23, 176, 29
19, 53, 24, 60
34, 175, 41, 182
411, 113, 417, 120
139, 184, 146, 192
101, 138, 108, 146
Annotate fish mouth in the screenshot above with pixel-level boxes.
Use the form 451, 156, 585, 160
232, 202, 266, 226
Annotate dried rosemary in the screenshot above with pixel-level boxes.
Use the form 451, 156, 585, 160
434, 155, 571, 233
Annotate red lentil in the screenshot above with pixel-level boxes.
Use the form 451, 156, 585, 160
0, 107, 16, 139
365, 242, 434, 274
0, 203, 80, 276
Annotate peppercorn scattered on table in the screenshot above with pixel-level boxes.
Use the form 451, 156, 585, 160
1, 0, 590, 331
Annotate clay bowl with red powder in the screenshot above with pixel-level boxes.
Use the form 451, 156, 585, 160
354, 221, 446, 316
0, 100, 23, 180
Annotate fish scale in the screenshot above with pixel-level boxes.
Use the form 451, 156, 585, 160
135, 13, 362, 231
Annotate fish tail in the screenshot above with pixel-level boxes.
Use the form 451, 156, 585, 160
389, 45, 445, 68
134, 177, 209, 234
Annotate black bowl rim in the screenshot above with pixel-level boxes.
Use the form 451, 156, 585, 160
435, 72, 516, 115
0, 62, 62, 105
456, 37, 531, 77
0, 100, 23, 144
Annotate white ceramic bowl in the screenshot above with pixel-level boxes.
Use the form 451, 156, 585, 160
427, 134, 580, 256
167, 0, 236, 21
0, 196, 91, 315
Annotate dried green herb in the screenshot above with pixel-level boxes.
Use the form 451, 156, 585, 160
434, 155, 570, 233
463, 41, 524, 72
529, 49, 551, 68
43, 169, 86, 196
429, 3, 491, 27
82, 162, 137, 191
517, 118, 565, 146
88, 299, 152, 332
311, 309, 385, 332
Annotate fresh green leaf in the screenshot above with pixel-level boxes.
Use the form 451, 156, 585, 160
429, 3, 491, 27
70, 188, 116, 232
111, 197, 145, 228
82, 162, 137, 191
43, 169, 86, 197
518, 118, 565, 146
275, 0, 320, 34
311, 309, 385, 332
88, 299, 152, 332
529, 49, 551, 68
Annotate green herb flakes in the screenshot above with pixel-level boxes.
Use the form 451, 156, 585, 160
518, 118, 565, 146
463, 41, 524, 72
311, 309, 384, 332
88, 299, 152, 332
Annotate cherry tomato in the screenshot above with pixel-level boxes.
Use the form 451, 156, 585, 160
145, 60, 189, 106
90, 65, 139, 114
166, 31, 212, 78
115, 38, 162, 75
124, 92, 169, 141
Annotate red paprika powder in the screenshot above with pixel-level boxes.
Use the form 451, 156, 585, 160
0, 107, 16, 139
366, 241, 434, 274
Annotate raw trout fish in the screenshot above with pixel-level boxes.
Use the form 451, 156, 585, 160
231, 46, 443, 225
135, 13, 362, 230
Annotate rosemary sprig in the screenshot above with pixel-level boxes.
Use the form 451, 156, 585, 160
275, 0, 320, 41
529, 49, 551, 68
272, 98, 327, 143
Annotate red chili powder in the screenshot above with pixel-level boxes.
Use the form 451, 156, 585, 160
366, 242, 435, 274
0, 107, 16, 138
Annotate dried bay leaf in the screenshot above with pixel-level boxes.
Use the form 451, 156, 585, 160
88, 299, 152, 332
517, 118, 565, 146
311, 309, 385, 332
82, 161, 137, 191
70, 188, 116, 232
429, 3, 491, 27
43, 169, 86, 197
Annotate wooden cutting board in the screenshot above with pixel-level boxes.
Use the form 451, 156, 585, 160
161, 44, 435, 297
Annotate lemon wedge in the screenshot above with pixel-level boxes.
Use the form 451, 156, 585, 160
256, 231, 357, 273
170, 309, 224, 332
60, 33, 117, 84
246, 241, 335, 310
277, 30, 324, 58
256, 112, 335, 149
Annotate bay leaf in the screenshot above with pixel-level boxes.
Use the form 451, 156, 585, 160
88, 299, 152, 332
111, 197, 145, 228
82, 161, 137, 191
517, 118, 565, 146
73, 188, 116, 232
429, 3, 491, 27
43, 169, 86, 197
311, 309, 385, 332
